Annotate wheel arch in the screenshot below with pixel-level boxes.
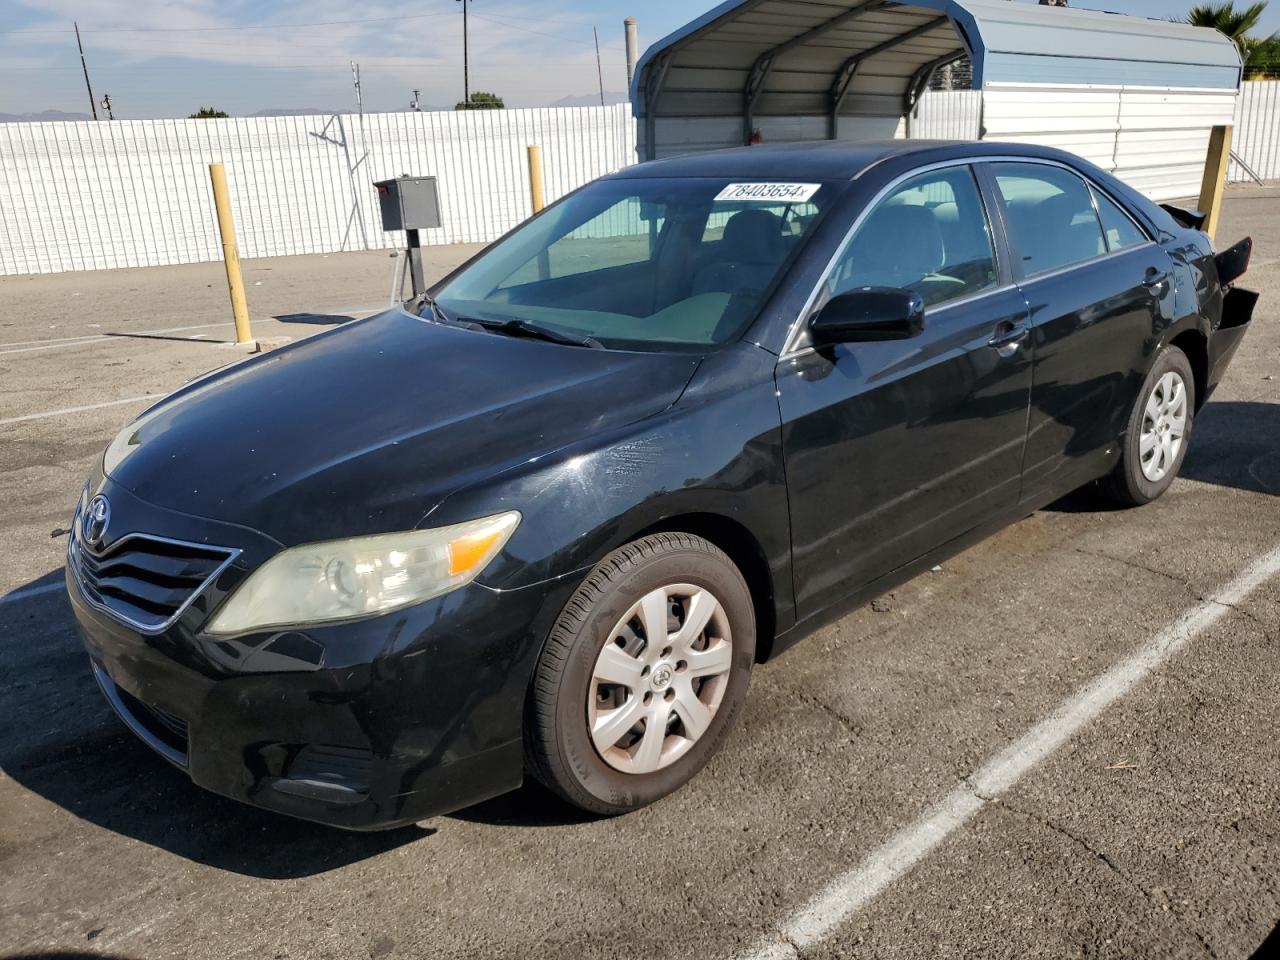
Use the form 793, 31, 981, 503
1168, 328, 1209, 412
634, 513, 780, 663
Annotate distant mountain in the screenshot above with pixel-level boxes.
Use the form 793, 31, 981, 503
0, 97, 628, 124
251, 107, 334, 117
549, 92, 629, 108
0, 109, 93, 122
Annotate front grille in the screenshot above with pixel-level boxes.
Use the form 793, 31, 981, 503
69, 523, 237, 633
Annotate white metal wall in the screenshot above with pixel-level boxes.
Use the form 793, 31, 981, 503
979, 83, 1238, 202
0, 104, 635, 276
911, 86, 1269, 195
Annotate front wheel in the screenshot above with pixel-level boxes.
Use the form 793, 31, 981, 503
524, 533, 755, 815
1100, 345, 1195, 505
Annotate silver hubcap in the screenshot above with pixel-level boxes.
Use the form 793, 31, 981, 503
587, 583, 733, 774
1140, 371, 1188, 483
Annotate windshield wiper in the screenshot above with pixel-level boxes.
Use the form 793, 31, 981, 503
413, 291, 450, 323
471, 317, 603, 349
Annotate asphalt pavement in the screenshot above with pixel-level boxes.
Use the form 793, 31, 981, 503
1, 187, 1277, 960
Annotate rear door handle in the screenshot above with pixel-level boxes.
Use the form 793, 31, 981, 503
988, 321, 1030, 356
1143, 268, 1170, 291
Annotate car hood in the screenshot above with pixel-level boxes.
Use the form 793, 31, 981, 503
105, 309, 701, 545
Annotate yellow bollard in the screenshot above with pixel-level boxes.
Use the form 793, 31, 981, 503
208, 162, 253, 344
1196, 124, 1232, 244
527, 144, 545, 214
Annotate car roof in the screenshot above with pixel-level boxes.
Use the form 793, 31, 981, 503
612, 139, 1086, 182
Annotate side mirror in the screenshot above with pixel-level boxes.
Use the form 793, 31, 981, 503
809, 287, 925, 345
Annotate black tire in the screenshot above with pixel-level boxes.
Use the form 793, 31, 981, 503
1099, 345, 1196, 506
524, 533, 755, 815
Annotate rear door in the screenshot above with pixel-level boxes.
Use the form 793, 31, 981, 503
777, 163, 1032, 616
984, 161, 1174, 498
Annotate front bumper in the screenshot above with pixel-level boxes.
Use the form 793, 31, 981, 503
68, 481, 577, 830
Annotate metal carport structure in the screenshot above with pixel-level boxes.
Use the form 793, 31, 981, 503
631, 0, 1242, 200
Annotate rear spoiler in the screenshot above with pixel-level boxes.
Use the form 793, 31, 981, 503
1215, 236, 1253, 286
1160, 203, 1207, 231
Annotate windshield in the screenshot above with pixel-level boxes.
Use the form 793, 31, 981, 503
433, 177, 842, 350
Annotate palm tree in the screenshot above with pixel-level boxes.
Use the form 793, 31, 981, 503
1187, 2, 1280, 77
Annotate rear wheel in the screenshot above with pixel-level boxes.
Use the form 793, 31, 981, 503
524, 533, 755, 815
1100, 345, 1195, 505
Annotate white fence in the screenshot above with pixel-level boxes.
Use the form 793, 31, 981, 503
1231, 80, 1280, 182
0, 104, 635, 276
911, 90, 983, 140
0, 86, 1277, 276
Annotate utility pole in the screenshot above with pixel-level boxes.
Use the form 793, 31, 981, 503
457, 0, 470, 105
624, 18, 639, 89
594, 27, 606, 106
75, 22, 98, 120
350, 60, 363, 119
99, 93, 114, 120
410, 89, 421, 111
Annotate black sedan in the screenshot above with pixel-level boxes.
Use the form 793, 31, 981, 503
68, 140, 1257, 829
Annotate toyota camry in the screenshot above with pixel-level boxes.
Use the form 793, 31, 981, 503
68, 140, 1257, 829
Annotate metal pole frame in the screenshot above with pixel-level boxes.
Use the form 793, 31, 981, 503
827, 16, 952, 139
743, 0, 889, 145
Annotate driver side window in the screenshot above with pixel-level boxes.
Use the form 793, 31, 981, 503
828, 166, 998, 309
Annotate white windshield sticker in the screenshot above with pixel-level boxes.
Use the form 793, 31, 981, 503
714, 182, 821, 203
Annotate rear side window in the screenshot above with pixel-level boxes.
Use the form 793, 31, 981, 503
1091, 188, 1148, 252
827, 165, 998, 308
991, 163, 1106, 277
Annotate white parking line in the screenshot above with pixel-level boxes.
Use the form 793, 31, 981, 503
0, 581, 65, 607
742, 541, 1280, 960
0, 322, 231, 356
0, 394, 160, 428
0, 305, 385, 357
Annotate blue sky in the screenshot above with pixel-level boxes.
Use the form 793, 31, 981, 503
1, 0, 1275, 119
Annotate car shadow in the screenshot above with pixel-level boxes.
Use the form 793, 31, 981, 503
0, 579, 430, 880
1178, 400, 1280, 496
103, 332, 232, 344
1250, 920, 1280, 959
1045, 399, 1280, 512
273, 312, 356, 326
448, 780, 596, 828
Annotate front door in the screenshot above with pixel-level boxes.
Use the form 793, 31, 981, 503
777, 164, 1032, 617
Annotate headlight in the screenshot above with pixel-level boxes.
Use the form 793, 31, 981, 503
205, 511, 520, 636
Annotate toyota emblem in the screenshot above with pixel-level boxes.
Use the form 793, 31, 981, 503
83, 495, 111, 547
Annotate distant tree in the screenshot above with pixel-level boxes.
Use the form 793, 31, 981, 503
189, 107, 230, 118
1039, 0, 1069, 6
1187, 2, 1280, 77
454, 91, 504, 110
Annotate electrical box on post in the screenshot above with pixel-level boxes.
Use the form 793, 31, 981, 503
374, 176, 441, 232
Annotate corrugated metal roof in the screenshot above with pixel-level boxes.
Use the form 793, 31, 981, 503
632, 0, 1242, 145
